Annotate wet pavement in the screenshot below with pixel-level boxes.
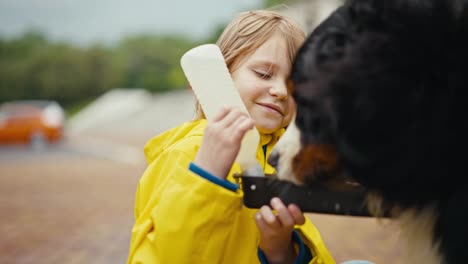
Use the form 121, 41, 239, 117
0, 146, 143, 264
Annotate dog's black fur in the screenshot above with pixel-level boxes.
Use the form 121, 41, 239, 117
276, 0, 468, 263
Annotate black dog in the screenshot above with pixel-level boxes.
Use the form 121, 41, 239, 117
273, 0, 468, 263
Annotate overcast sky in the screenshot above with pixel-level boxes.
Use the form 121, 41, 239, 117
0, 0, 262, 46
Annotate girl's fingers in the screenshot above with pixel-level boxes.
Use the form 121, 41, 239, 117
259, 205, 281, 228
237, 115, 255, 130
211, 106, 230, 122
230, 115, 254, 140
270, 197, 295, 228
216, 107, 244, 128
256, 200, 305, 230
210, 107, 253, 134
254, 211, 268, 231
288, 203, 306, 225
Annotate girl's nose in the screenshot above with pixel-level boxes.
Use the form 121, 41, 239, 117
270, 81, 288, 100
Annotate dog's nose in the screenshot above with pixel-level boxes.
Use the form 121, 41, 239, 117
268, 151, 279, 168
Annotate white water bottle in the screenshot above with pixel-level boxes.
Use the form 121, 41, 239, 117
180, 44, 264, 176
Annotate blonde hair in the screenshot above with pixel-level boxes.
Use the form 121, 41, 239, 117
194, 9, 306, 119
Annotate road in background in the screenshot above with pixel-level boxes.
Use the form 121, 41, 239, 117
0, 147, 144, 264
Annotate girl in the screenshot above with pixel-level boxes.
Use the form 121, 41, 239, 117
127, 10, 335, 264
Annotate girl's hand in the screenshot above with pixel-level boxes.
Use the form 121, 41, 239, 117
255, 197, 306, 264
194, 107, 254, 179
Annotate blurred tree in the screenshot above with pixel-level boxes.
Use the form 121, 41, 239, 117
263, 0, 291, 8
0, 32, 196, 106
116, 35, 194, 92
0, 31, 47, 59
203, 23, 227, 44
0, 36, 121, 106
84, 45, 121, 97
0, 31, 49, 101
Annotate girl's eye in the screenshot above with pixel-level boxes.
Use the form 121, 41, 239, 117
254, 70, 272, 80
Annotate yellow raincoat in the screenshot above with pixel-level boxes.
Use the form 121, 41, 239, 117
127, 119, 335, 264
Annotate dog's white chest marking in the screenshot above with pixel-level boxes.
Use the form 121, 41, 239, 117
398, 206, 443, 264
274, 117, 301, 183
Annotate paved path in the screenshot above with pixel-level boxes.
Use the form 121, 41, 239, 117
0, 150, 143, 264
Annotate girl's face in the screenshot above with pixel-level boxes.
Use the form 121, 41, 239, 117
231, 34, 294, 134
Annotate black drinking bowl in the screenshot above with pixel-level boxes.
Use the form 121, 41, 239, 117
235, 175, 372, 217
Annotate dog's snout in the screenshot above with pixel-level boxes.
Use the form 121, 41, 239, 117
268, 151, 279, 168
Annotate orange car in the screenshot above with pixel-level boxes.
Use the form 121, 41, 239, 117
0, 100, 65, 146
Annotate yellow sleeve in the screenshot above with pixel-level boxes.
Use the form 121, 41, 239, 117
127, 149, 244, 264
296, 218, 336, 264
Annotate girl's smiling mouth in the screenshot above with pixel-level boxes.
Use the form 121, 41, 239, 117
257, 102, 283, 116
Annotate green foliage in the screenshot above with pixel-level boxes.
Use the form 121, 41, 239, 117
0, 15, 244, 106
116, 35, 193, 92
63, 97, 96, 118
0, 31, 198, 106
204, 23, 227, 44
263, 0, 290, 8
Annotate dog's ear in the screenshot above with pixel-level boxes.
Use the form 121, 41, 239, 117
315, 4, 352, 63
291, 5, 352, 84
314, 30, 349, 66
